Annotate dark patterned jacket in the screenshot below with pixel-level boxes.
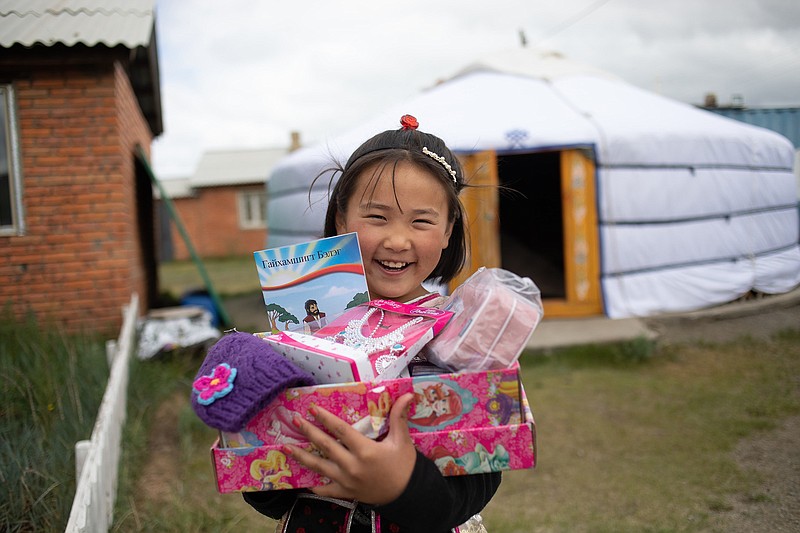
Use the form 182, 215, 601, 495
243, 450, 501, 532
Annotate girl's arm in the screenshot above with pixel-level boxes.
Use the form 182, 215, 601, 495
284, 393, 419, 505
240, 455, 500, 531
241, 395, 419, 521
375, 452, 501, 531
286, 394, 501, 530
241, 488, 302, 520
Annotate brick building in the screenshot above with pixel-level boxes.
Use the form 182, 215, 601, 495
0, 1, 163, 333
158, 146, 292, 262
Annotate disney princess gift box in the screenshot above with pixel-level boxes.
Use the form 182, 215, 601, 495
257, 299, 454, 384
208, 362, 535, 493
192, 265, 543, 493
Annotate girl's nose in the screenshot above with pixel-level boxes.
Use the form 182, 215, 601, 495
382, 228, 411, 251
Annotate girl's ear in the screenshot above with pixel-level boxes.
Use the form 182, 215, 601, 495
441, 220, 454, 249
335, 211, 347, 235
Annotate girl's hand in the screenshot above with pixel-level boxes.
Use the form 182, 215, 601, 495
285, 392, 417, 505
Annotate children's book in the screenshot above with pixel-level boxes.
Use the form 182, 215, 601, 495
253, 232, 369, 334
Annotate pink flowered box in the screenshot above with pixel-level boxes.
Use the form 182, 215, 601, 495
210, 366, 536, 493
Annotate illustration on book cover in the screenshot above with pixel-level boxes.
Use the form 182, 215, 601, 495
253, 232, 369, 334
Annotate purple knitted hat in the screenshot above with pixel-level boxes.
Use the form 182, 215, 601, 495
190, 332, 316, 432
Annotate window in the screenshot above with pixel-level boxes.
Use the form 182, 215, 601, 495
237, 189, 267, 229
1, 84, 24, 235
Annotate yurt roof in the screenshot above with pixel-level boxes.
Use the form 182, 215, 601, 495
266, 49, 800, 319
270, 48, 793, 196
448, 48, 622, 83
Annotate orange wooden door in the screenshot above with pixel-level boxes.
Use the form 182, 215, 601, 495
449, 150, 501, 290
545, 148, 603, 316
450, 148, 602, 316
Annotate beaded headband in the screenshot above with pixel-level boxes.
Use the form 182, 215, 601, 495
422, 147, 457, 184
399, 114, 458, 184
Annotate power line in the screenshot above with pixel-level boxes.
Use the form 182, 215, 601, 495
532, 0, 615, 47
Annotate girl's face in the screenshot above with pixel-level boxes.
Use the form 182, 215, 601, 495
432, 397, 450, 416
336, 161, 453, 303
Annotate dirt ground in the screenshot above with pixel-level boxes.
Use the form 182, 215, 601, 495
642, 293, 800, 346
641, 296, 800, 532
718, 414, 800, 532
136, 390, 185, 504
142, 291, 800, 531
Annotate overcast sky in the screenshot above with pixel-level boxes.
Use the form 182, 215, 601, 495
150, 0, 800, 179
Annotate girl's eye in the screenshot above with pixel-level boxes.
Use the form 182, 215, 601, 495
414, 218, 434, 225
366, 214, 386, 221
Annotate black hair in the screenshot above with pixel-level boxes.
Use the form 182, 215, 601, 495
312, 125, 469, 284
304, 299, 318, 313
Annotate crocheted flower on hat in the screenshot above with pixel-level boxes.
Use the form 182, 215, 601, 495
193, 363, 237, 405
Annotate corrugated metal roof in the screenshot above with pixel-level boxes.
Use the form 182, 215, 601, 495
0, 0, 155, 48
154, 176, 194, 200
191, 148, 289, 189
705, 107, 800, 148
0, 0, 163, 136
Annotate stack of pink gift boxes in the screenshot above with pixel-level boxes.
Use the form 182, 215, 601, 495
209, 289, 539, 493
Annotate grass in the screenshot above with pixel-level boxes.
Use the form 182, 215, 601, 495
133, 256, 800, 531
481, 333, 800, 532
157, 256, 261, 301
111, 348, 272, 532
0, 311, 109, 532
7, 256, 796, 531
111, 327, 799, 532
111, 347, 273, 532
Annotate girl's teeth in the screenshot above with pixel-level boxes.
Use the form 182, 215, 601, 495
381, 261, 407, 269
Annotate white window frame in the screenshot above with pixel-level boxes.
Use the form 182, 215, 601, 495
237, 189, 267, 229
0, 84, 25, 236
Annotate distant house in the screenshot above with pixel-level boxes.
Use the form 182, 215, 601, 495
157, 141, 298, 261
0, 1, 163, 333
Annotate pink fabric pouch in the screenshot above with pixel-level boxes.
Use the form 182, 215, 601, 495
424, 267, 544, 372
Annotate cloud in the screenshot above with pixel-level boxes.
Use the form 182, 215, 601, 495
151, 0, 800, 179
324, 285, 357, 298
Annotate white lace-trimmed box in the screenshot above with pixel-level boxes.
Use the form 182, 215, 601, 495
256, 300, 453, 384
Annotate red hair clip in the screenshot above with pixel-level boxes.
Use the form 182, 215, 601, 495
400, 114, 419, 130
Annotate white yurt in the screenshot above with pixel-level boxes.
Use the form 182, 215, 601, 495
266, 48, 800, 319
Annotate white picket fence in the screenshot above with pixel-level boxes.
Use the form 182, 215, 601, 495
65, 293, 139, 533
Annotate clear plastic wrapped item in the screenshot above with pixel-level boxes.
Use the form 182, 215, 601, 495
424, 267, 543, 372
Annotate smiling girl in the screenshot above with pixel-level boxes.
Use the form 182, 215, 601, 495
243, 115, 499, 533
